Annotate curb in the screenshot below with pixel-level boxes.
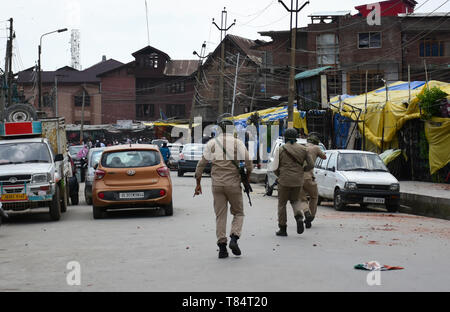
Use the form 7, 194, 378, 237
399, 192, 450, 220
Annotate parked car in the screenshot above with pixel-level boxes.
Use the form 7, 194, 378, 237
177, 143, 211, 177
265, 136, 326, 196
92, 144, 173, 219
67, 154, 80, 205
84, 147, 106, 205
167, 143, 183, 171
314, 150, 400, 212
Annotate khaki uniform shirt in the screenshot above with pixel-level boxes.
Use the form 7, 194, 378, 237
304, 143, 327, 180
195, 133, 253, 187
271, 142, 314, 187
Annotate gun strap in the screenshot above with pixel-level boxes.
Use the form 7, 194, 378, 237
214, 137, 240, 171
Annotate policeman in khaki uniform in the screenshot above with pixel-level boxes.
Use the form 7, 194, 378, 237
271, 128, 314, 236
300, 134, 327, 229
194, 119, 253, 259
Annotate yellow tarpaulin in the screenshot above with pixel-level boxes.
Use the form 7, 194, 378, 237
330, 80, 450, 174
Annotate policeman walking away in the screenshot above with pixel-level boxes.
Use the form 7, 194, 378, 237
194, 119, 253, 259
271, 128, 314, 236
300, 134, 327, 229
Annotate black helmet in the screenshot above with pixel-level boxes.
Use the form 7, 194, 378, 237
217, 118, 234, 132
307, 134, 320, 145
284, 128, 298, 140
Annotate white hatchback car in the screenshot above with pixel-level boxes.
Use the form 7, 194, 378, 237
314, 150, 400, 212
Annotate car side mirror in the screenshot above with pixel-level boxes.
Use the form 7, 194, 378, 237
94, 163, 98, 170
331, 166, 336, 172
54, 154, 64, 162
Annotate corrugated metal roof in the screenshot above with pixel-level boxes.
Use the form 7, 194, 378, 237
295, 66, 333, 80
308, 11, 351, 17
164, 60, 199, 76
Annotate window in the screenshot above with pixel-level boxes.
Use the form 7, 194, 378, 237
420, 40, 445, 57
137, 80, 155, 94
102, 150, 161, 168
143, 53, 159, 68
317, 33, 339, 65
166, 104, 185, 118
348, 72, 384, 95
43, 92, 52, 107
166, 82, 185, 94
136, 104, 154, 119
326, 152, 337, 171
74, 92, 91, 107
358, 32, 381, 49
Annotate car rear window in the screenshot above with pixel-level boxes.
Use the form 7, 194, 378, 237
101, 150, 160, 168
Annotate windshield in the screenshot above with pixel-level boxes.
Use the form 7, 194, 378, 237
337, 153, 388, 172
101, 150, 160, 168
0, 142, 52, 165
90, 150, 104, 167
69, 146, 83, 156
183, 144, 204, 153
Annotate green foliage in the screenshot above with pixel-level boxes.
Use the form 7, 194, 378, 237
417, 86, 448, 120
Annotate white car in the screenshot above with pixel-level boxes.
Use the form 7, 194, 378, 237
314, 150, 400, 212
265, 136, 325, 196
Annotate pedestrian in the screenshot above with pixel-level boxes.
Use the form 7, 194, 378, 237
270, 128, 314, 236
160, 142, 171, 166
299, 134, 327, 229
194, 119, 252, 259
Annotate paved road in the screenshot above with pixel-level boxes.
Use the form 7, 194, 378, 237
0, 173, 449, 291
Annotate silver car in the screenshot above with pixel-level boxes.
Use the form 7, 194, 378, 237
84, 147, 105, 205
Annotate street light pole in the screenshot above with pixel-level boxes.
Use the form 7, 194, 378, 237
38, 28, 68, 109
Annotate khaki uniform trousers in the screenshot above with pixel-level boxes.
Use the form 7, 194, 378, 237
212, 185, 244, 244
277, 185, 304, 226
300, 178, 319, 217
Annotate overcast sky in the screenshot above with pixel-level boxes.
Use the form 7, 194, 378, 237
0, 0, 447, 72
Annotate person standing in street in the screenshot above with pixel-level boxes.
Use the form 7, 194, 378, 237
159, 142, 171, 166
271, 128, 314, 236
300, 134, 327, 229
194, 119, 253, 259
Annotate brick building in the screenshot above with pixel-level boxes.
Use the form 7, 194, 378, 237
17, 58, 123, 125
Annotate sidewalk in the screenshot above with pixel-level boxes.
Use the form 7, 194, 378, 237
399, 181, 450, 220
250, 170, 450, 220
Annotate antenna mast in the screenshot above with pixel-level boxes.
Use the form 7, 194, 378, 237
145, 0, 150, 45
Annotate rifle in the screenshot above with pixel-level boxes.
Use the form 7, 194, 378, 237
215, 138, 253, 206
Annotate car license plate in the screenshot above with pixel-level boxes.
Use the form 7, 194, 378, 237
119, 192, 145, 199
1, 193, 28, 201
363, 197, 385, 204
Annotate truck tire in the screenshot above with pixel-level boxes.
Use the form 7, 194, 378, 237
3, 104, 38, 122
49, 186, 61, 221
60, 181, 68, 213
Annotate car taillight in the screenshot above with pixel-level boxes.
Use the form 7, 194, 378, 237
179, 153, 184, 160
95, 169, 106, 180
98, 192, 105, 199
157, 166, 170, 177
159, 189, 166, 197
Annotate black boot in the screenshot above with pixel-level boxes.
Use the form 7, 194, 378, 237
229, 234, 241, 256
276, 225, 287, 236
295, 215, 304, 234
218, 243, 228, 259
304, 211, 314, 229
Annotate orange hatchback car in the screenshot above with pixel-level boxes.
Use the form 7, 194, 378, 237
92, 144, 173, 219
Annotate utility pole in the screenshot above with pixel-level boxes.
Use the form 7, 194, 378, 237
279, 0, 309, 124
231, 52, 240, 117
6, 18, 14, 108
190, 42, 207, 143
212, 8, 236, 118
80, 84, 86, 144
